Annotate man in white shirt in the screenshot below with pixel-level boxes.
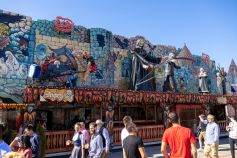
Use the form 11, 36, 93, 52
121, 116, 133, 146
0, 124, 11, 157
226, 117, 237, 158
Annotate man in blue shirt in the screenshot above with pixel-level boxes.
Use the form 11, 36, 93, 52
204, 114, 220, 158
24, 125, 40, 158
0, 124, 11, 157
88, 122, 103, 158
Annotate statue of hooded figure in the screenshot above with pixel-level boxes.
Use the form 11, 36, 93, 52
216, 72, 223, 95
129, 39, 162, 91
198, 67, 209, 93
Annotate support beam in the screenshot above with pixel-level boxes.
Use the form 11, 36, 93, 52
145, 104, 147, 124
155, 105, 157, 124
118, 105, 121, 123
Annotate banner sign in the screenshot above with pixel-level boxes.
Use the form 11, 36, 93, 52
25, 87, 237, 105
42, 89, 74, 102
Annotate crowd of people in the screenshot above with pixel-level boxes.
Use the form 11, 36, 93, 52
161, 112, 237, 158
121, 113, 237, 158
1, 113, 237, 158
65, 120, 111, 158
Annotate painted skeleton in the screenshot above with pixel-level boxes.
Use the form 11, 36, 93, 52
5, 51, 19, 73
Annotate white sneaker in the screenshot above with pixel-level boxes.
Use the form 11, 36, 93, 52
197, 148, 202, 152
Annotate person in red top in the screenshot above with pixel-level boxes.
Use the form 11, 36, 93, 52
161, 112, 197, 158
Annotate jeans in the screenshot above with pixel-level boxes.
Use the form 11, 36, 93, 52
229, 137, 237, 158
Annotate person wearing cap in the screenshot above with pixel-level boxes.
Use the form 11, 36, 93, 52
161, 112, 197, 158
121, 116, 132, 146
95, 119, 110, 158
226, 116, 237, 158
204, 114, 220, 158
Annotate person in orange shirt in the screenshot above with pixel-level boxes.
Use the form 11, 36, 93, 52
161, 112, 197, 158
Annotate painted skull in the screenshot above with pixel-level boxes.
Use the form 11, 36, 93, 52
200, 67, 204, 72
136, 39, 145, 48
168, 52, 175, 60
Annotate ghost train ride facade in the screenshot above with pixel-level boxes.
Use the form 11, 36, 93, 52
1, 10, 237, 153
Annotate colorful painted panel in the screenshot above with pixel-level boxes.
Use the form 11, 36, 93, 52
1, 9, 237, 103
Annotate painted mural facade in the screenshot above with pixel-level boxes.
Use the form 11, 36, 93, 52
0, 10, 33, 103
0, 10, 237, 103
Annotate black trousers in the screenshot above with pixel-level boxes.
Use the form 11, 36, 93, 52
230, 137, 237, 158
163, 75, 177, 92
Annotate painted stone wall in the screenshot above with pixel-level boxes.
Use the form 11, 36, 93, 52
0, 10, 32, 103
1, 10, 236, 103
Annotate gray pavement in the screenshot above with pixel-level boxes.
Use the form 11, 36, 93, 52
49, 137, 234, 158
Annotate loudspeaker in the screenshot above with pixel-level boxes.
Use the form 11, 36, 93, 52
28, 64, 41, 78
231, 84, 236, 93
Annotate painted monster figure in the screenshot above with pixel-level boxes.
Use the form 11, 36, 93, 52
38, 45, 78, 87
130, 39, 162, 91
163, 53, 181, 92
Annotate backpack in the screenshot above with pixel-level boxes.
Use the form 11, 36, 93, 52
99, 127, 106, 148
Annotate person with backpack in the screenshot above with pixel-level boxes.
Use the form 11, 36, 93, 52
66, 122, 85, 158
226, 116, 237, 158
197, 114, 208, 152
95, 119, 110, 158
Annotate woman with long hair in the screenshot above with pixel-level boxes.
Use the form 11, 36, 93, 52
4, 135, 32, 158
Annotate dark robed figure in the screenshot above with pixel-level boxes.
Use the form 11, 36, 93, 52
130, 39, 162, 91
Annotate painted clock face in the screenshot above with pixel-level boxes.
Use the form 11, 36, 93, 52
36, 44, 47, 60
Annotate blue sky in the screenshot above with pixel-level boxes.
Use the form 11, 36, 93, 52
1, 0, 237, 70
